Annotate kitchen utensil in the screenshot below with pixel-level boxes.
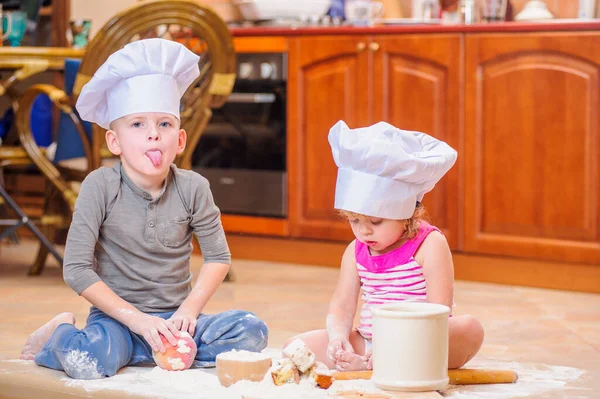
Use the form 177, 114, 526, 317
372, 303, 450, 391
315, 368, 519, 389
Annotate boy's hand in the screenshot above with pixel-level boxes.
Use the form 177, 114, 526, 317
327, 338, 354, 363
169, 312, 197, 336
128, 313, 180, 353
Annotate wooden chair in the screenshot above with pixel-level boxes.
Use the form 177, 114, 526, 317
0, 146, 64, 268
0, 50, 84, 272
15, 0, 236, 275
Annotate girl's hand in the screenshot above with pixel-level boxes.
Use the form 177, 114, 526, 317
169, 312, 198, 336
127, 313, 180, 353
365, 351, 373, 370
327, 338, 354, 363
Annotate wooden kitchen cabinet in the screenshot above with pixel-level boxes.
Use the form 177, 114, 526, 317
287, 35, 370, 242
371, 34, 462, 250
464, 32, 600, 264
287, 34, 463, 249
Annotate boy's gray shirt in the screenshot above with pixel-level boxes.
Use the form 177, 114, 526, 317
63, 161, 231, 313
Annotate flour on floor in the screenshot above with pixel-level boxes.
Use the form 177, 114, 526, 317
62, 356, 587, 399
441, 358, 587, 398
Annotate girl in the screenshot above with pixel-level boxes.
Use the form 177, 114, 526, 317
285, 121, 484, 372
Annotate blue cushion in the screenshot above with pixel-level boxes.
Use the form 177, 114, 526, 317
1, 94, 53, 147
53, 58, 93, 164
30, 94, 53, 147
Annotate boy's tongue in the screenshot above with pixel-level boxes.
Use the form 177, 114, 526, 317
146, 150, 162, 167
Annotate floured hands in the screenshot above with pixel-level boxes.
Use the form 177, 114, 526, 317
127, 313, 180, 353
335, 349, 371, 371
327, 338, 354, 367
169, 312, 197, 336
328, 338, 372, 371
327, 337, 353, 361
365, 351, 373, 370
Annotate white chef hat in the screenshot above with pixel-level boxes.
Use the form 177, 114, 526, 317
76, 38, 200, 129
328, 120, 457, 220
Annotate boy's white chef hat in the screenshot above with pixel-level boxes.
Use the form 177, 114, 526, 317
328, 120, 457, 220
76, 38, 200, 129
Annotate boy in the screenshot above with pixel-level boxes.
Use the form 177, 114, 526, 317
19, 39, 268, 379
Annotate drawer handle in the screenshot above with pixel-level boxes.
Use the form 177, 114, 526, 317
357, 42, 366, 52
226, 92, 276, 104
219, 177, 235, 185
369, 42, 380, 51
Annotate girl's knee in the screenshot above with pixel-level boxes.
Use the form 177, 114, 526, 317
283, 332, 308, 349
461, 315, 484, 349
450, 315, 484, 368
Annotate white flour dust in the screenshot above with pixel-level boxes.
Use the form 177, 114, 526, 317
62, 350, 104, 379
176, 340, 192, 354
63, 366, 394, 399
442, 358, 587, 399
59, 355, 587, 399
167, 357, 185, 370
217, 350, 271, 362
64, 366, 329, 399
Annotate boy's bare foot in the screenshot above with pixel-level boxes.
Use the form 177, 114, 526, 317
335, 350, 370, 371
20, 312, 76, 360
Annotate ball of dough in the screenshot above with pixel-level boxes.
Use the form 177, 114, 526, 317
152, 332, 197, 371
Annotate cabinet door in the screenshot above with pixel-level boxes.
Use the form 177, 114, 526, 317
288, 36, 370, 241
465, 33, 600, 264
372, 35, 463, 250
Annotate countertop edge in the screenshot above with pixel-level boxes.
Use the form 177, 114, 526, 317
230, 21, 600, 36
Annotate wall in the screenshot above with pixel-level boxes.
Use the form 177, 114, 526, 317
71, 0, 588, 33
383, 0, 585, 19
70, 0, 239, 38
70, 0, 139, 37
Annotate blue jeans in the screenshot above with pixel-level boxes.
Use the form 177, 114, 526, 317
34, 307, 268, 379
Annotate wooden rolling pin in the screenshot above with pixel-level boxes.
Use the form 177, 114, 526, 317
315, 369, 519, 389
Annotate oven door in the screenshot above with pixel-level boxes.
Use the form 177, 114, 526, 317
191, 79, 287, 218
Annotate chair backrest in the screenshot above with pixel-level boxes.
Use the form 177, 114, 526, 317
53, 58, 93, 164
16, 0, 236, 206
73, 0, 236, 170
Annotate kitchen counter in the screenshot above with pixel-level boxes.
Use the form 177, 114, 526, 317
229, 19, 600, 36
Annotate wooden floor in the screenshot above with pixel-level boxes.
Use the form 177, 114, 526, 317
1, 239, 599, 398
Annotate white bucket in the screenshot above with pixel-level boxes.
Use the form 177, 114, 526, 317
371, 302, 450, 392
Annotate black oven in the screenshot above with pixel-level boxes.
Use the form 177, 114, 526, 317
192, 53, 287, 218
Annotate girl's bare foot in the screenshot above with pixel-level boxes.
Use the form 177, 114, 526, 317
335, 350, 370, 371
20, 312, 76, 360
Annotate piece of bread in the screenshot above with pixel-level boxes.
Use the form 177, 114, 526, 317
270, 358, 300, 386
282, 338, 316, 373
306, 361, 329, 383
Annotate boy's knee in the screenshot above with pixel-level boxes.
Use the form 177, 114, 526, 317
59, 326, 130, 379
62, 349, 116, 379
238, 312, 268, 352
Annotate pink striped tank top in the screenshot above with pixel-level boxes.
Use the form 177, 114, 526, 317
356, 223, 440, 339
